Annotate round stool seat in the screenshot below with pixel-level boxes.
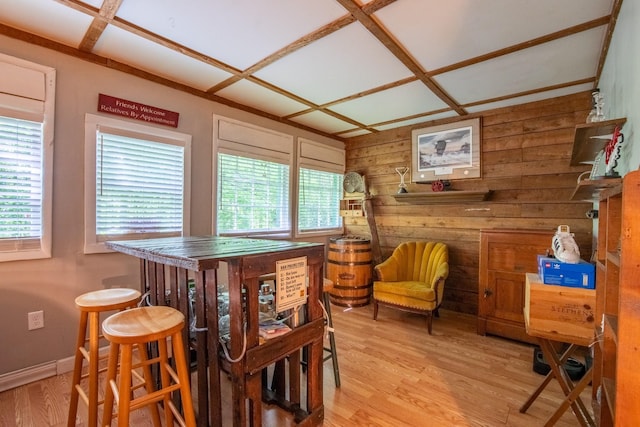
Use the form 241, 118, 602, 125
102, 305, 185, 345
75, 288, 141, 311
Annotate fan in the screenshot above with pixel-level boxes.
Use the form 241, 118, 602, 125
343, 172, 365, 193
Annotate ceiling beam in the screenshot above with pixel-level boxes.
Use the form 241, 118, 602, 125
335, 0, 467, 116
77, 0, 123, 52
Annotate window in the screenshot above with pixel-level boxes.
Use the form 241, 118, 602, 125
214, 116, 294, 237
296, 138, 344, 235
298, 168, 342, 232
0, 54, 55, 262
217, 153, 289, 234
84, 114, 191, 253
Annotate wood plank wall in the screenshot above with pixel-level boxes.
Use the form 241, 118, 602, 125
343, 91, 595, 315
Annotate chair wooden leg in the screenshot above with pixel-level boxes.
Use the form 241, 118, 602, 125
373, 299, 378, 320
426, 311, 433, 335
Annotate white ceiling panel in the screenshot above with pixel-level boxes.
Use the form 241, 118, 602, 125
434, 27, 606, 105
0, 0, 92, 48
289, 110, 356, 134
373, 111, 459, 132
329, 80, 449, 126
216, 79, 310, 117
115, 0, 347, 70
375, 0, 613, 71
465, 83, 595, 114
254, 22, 413, 105
92, 26, 232, 91
338, 128, 372, 138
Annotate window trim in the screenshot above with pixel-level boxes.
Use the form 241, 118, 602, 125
0, 54, 55, 263
84, 113, 191, 254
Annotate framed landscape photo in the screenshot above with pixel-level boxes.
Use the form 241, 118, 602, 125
411, 118, 481, 183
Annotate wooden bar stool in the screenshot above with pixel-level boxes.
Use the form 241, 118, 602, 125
67, 288, 141, 427
101, 305, 196, 427
322, 278, 341, 387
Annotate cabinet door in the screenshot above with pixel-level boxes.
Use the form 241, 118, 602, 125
478, 229, 553, 343
485, 270, 525, 324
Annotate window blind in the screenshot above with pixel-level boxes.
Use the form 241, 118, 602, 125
217, 153, 290, 234
96, 131, 184, 241
0, 116, 43, 251
298, 168, 341, 232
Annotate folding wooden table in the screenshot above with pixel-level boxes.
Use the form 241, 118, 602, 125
520, 274, 595, 426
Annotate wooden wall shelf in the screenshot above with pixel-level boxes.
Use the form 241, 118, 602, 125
570, 118, 626, 166
393, 190, 491, 204
570, 177, 621, 201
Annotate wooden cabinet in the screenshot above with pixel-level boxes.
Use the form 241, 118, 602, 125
592, 170, 640, 425
478, 229, 554, 343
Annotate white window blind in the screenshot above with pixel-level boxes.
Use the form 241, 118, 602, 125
95, 132, 185, 242
217, 153, 290, 235
0, 116, 43, 250
298, 168, 342, 232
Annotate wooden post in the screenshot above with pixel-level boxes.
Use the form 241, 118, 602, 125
363, 198, 382, 267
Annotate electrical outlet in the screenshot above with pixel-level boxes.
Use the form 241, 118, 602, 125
28, 310, 44, 330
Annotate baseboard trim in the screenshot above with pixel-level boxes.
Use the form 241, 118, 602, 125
0, 361, 57, 393
0, 346, 110, 392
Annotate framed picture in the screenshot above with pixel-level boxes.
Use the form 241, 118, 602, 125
411, 118, 481, 183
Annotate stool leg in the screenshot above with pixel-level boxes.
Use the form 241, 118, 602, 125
87, 311, 100, 427
68, 311, 89, 427
102, 342, 120, 427
157, 338, 173, 425
171, 332, 196, 427
138, 343, 162, 427
324, 292, 341, 387
117, 344, 134, 427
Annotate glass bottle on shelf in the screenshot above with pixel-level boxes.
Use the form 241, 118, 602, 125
586, 89, 598, 123
595, 91, 605, 122
586, 89, 605, 123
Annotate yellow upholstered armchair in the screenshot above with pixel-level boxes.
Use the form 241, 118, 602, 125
372, 241, 449, 334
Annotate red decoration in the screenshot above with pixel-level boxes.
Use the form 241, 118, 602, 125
605, 126, 622, 164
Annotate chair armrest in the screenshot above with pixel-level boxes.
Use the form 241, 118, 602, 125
430, 262, 449, 287
374, 256, 399, 282
430, 262, 449, 305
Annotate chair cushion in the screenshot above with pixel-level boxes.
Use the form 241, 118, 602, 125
373, 280, 438, 311
373, 280, 436, 302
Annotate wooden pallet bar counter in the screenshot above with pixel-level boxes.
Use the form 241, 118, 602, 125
106, 236, 326, 427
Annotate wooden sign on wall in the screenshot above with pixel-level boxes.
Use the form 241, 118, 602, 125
98, 93, 179, 127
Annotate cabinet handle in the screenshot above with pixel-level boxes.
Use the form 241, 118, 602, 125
483, 288, 493, 298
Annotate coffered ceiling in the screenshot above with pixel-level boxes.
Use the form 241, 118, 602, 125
0, 0, 621, 140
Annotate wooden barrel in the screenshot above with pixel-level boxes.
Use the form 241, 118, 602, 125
327, 237, 372, 307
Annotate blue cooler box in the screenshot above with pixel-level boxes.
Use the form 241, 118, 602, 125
537, 255, 595, 289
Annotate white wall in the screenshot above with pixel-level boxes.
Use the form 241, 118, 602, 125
598, 0, 640, 174
0, 34, 342, 376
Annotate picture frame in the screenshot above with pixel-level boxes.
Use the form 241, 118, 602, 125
411, 117, 481, 183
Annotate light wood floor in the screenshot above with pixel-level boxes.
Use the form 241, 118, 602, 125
0, 304, 592, 426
